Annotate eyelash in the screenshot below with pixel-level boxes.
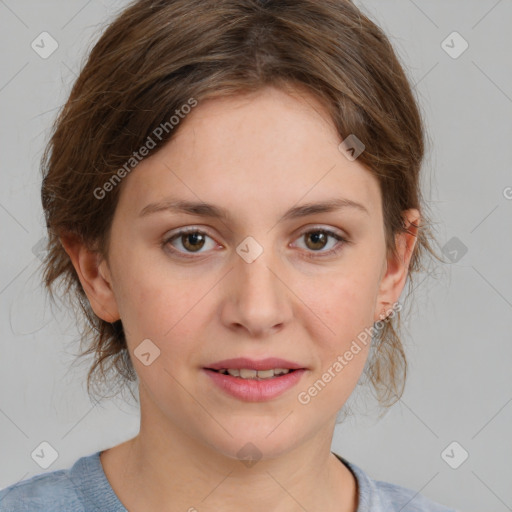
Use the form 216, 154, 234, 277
162, 227, 349, 261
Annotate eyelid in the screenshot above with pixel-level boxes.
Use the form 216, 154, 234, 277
292, 224, 348, 241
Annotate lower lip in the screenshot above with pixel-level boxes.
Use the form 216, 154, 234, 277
203, 368, 307, 402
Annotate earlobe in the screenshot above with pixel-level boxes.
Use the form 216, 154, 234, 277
60, 234, 120, 323
374, 209, 420, 322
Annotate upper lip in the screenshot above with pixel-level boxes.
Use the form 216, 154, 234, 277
205, 357, 306, 371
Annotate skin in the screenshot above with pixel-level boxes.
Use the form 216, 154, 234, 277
62, 85, 419, 512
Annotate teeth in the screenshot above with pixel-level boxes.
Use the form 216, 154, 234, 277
240, 369, 258, 379
253, 369, 275, 379
218, 368, 291, 379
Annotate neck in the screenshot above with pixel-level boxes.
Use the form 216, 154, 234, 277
100, 395, 358, 512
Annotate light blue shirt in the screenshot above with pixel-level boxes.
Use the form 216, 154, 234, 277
0, 451, 459, 511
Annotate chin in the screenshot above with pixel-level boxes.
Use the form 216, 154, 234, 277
196, 419, 307, 462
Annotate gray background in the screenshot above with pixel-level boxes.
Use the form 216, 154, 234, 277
1, 1, 511, 511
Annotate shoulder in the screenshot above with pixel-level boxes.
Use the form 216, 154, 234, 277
0, 451, 112, 512
370, 478, 458, 512
0, 468, 84, 512
335, 454, 460, 512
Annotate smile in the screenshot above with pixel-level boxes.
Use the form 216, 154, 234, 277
211, 368, 293, 379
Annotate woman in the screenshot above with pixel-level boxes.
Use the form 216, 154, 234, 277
0, 0, 457, 510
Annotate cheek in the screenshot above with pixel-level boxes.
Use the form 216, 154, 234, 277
294, 276, 375, 410
112, 256, 211, 358
301, 271, 379, 344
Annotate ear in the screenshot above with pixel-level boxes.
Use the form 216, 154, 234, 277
60, 233, 120, 323
374, 208, 420, 322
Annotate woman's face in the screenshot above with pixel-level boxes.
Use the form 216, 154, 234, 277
85, 86, 416, 460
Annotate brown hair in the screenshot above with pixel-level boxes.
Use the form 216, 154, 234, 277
40, 0, 444, 409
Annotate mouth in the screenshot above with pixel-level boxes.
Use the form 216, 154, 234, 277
205, 367, 300, 380
202, 357, 307, 401
203, 357, 306, 380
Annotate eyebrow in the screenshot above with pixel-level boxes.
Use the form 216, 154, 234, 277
139, 197, 369, 222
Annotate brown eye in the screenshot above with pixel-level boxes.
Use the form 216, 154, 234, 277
292, 228, 348, 259
164, 229, 217, 258
180, 232, 206, 252
304, 231, 329, 251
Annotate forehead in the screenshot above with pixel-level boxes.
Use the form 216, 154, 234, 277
117, 86, 382, 223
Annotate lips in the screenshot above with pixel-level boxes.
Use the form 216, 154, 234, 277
203, 366, 307, 401
204, 357, 306, 372
203, 357, 308, 401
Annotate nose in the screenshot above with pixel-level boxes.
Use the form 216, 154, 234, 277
220, 247, 293, 338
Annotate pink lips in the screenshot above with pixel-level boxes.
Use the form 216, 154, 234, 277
203, 357, 307, 402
